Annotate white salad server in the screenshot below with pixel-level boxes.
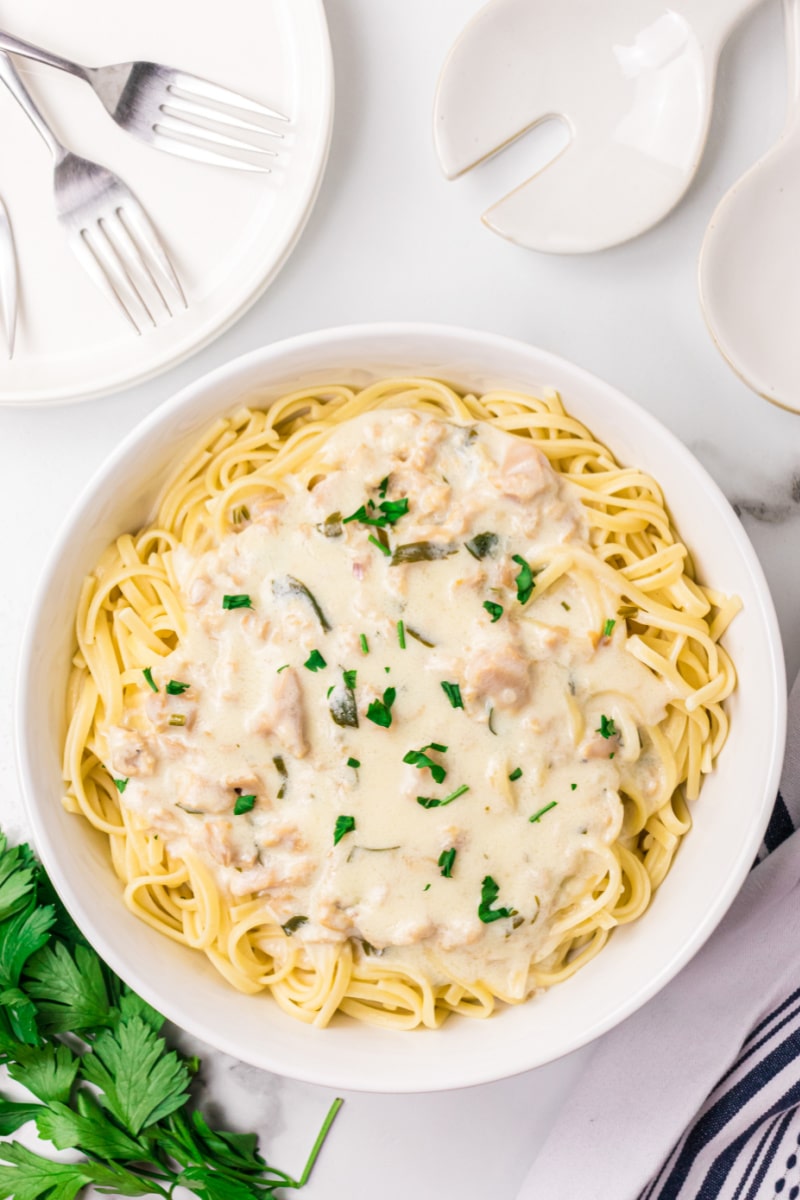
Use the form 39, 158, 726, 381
0, 195, 17, 358
0, 51, 185, 335
698, 0, 800, 413
0, 30, 289, 173
434, 0, 766, 253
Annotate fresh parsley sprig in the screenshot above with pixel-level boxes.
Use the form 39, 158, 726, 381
0, 831, 341, 1200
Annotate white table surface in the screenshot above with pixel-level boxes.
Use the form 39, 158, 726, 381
1, 2, 798, 1197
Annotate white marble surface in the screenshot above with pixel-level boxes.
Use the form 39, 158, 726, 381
1, 1, 798, 1196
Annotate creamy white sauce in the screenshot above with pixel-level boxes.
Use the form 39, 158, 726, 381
107, 410, 672, 999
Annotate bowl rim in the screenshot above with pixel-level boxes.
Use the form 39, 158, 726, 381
15, 322, 788, 1091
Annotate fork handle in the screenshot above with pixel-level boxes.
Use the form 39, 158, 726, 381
0, 31, 89, 82
0, 52, 65, 160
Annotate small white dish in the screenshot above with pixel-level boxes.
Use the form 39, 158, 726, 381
0, 0, 332, 405
16, 325, 785, 1092
699, 0, 800, 413
434, 0, 765, 253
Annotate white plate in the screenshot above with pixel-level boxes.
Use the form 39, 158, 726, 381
0, 0, 332, 405
16, 325, 786, 1092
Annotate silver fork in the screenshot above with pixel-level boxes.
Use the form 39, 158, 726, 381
0, 195, 17, 358
0, 31, 288, 172
0, 52, 185, 335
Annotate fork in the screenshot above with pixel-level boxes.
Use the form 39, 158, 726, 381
0, 31, 288, 172
0, 52, 185, 334
0, 195, 17, 358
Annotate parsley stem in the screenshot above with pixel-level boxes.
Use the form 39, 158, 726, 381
294, 1097, 344, 1188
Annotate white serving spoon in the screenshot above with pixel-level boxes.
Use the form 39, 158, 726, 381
698, 0, 800, 412
434, 0, 765, 253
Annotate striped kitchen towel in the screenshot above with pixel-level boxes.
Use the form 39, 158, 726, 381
517, 672, 800, 1200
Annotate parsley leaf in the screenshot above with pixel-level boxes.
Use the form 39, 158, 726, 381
511, 555, 535, 605
0, 835, 38, 921
8, 1042, 79, 1104
0, 1141, 97, 1200
416, 784, 469, 809
221, 594, 252, 610
438, 849, 456, 878
24, 942, 112, 1034
233, 794, 256, 816
165, 680, 190, 695
333, 816, 356, 846
597, 714, 617, 739
403, 745, 448, 785
366, 687, 396, 728
477, 876, 517, 924
440, 681, 463, 709
142, 667, 158, 692
603, 618, 616, 638
35, 1094, 146, 1160
508, 768, 523, 782
303, 649, 327, 672
482, 600, 503, 623
0, 904, 55, 991
80, 1015, 191, 1134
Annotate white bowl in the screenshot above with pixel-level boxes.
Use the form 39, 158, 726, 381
16, 324, 786, 1093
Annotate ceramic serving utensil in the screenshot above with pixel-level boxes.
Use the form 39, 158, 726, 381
698, 0, 800, 412
434, 0, 766, 253
0, 195, 17, 358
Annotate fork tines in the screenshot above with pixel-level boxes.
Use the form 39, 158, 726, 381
74, 189, 186, 335
154, 73, 289, 172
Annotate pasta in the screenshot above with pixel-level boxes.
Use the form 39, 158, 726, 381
63, 378, 738, 1029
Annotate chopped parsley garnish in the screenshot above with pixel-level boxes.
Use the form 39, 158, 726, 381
423, 883, 431, 892
113, 778, 128, 794
273, 755, 288, 798
508, 767, 523, 782
368, 534, 391, 556
366, 687, 396, 728
416, 784, 469, 809
360, 633, 369, 655
343, 497, 409, 528
277, 663, 290, 673
391, 541, 458, 565
441, 681, 464, 709
231, 504, 250, 524
464, 531, 498, 560
571, 783, 577, 791
561, 601, 571, 611
379, 498, 409, 524
346, 757, 361, 769
478, 875, 517, 923
304, 649, 327, 672
407, 627, 434, 647
378, 476, 390, 499
168, 714, 186, 727
438, 848, 457, 878
483, 600, 503, 623
233, 794, 256, 815
281, 915, 309, 936
529, 801, 558, 823
603, 618, 616, 637
511, 554, 535, 605
403, 744, 448, 785
222, 593, 252, 610
343, 669, 357, 689
165, 680, 190, 695
333, 815, 356, 845
487, 706, 497, 735
597, 714, 617, 739
397, 620, 406, 649
142, 667, 158, 692
272, 576, 331, 631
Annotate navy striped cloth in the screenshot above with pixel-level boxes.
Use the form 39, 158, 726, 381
518, 675, 800, 1200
